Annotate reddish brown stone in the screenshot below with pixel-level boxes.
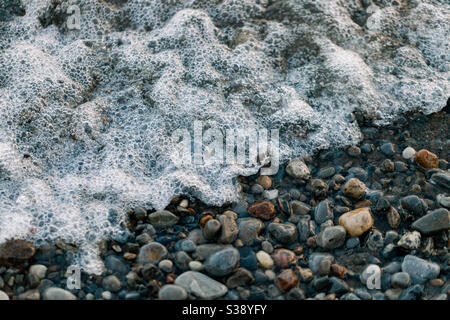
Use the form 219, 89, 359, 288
0, 239, 35, 266
248, 200, 277, 220
272, 249, 296, 268
199, 215, 213, 228
415, 149, 439, 169
306, 236, 316, 248
275, 269, 298, 292
330, 264, 347, 278
166, 273, 177, 284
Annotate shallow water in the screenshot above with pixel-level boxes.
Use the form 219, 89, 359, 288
0, 0, 448, 273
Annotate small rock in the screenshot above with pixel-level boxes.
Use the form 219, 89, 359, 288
256, 176, 272, 189
411, 208, 449, 235
380, 143, 395, 156
237, 218, 264, 245
0, 239, 35, 265
158, 259, 173, 273
387, 206, 401, 228
342, 178, 367, 199
286, 159, 311, 181
391, 272, 411, 289
314, 200, 333, 224
272, 249, 296, 268
189, 261, 203, 271
43, 288, 77, 300
226, 268, 254, 288
309, 253, 334, 274
175, 271, 228, 299
437, 194, 450, 208
338, 207, 374, 236
203, 219, 221, 240
268, 223, 298, 244
138, 242, 168, 265
330, 264, 347, 278
275, 269, 298, 292
317, 167, 336, 178
415, 149, 439, 169
29, 264, 47, 279
263, 189, 279, 200
347, 146, 361, 157
158, 285, 188, 300
248, 200, 277, 220
102, 275, 122, 292
430, 172, 450, 189
18, 289, 40, 300
402, 147, 416, 160
310, 179, 329, 198
148, 210, 179, 228
291, 201, 311, 216
397, 231, 421, 250
316, 226, 346, 249
218, 214, 239, 244
256, 251, 274, 269
0, 290, 9, 300
401, 255, 440, 284
399, 284, 424, 300
401, 195, 428, 216
204, 248, 240, 277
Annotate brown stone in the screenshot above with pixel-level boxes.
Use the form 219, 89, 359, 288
248, 200, 277, 220
330, 264, 347, 278
272, 249, 296, 269
275, 269, 298, 292
415, 149, 439, 169
387, 206, 401, 228
256, 176, 272, 189
342, 178, 367, 199
0, 239, 35, 266
199, 215, 213, 228
338, 207, 374, 236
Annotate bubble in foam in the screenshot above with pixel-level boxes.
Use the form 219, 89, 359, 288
0, 0, 448, 273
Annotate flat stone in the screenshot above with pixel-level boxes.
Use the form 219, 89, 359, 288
137, 242, 168, 265
316, 226, 346, 249
194, 244, 232, 260
148, 210, 179, 228
158, 284, 188, 300
411, 208, 449, 235
401, 255, 440, 284
342, 178, 367, 199
204, 248, 240, 277
268, 223, 298, 244
286, 159, 311, 181
415, 149, 439, 169
248, 200, 277, 220
291, 201, 311, 215
338, 207, 374, 237
18, 289, 40, 300
0, 239, 35, 265
43, 287, 77, 300
175, 271, 228, 299
317, 167, 336, 178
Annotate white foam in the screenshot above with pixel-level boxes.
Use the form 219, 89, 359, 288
0, 0, 448, 273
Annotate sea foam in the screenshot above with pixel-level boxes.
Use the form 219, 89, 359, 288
0, 0, 448, 273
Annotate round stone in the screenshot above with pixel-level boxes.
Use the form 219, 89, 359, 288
158, 284, 188, 300
158, 259, 173, 273
314, 200, 333, 224
339, 207, 374, 236
248, 201, 277, 220
415, 149, 439, 168
175, 271, 228, 299
268, 223, 298, 244
29, 264, 47, 279
204, 248, 240, 277
401, 255, 440, 284
402, 147, 416, 160
272, 249, 296, 268
342, 178, 367, 199
256, 176, 272, 189
316, 226, 346, 249
286, 159, 311, 181
102, 275, 122, 292
189, 261, 203, 271
148, 210, 179, 228
391, 272, 411, 288
256, 250, 274, 269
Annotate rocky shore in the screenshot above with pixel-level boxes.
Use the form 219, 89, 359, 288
0, 111, 448, 300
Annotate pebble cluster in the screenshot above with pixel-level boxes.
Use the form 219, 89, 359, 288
0, 112, 448, 300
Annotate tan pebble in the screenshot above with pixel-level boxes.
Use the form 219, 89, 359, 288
339, 207, 374, 236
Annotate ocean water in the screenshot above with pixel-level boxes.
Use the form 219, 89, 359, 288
0, 0, 448, 274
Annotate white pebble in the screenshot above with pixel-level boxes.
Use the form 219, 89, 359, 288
189, 261, 203, 271
402, 147, 416, 160
102, 291, 112, 300
256, 251, 274, 269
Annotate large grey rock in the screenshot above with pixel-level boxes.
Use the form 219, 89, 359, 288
148, 210, 179, 228
401, 255, 440, 284
268, 222, 298, 244
43, 287, 77, 300
237, 218, 264, 245
175, 271, 227, 299
412, 208, 449, 235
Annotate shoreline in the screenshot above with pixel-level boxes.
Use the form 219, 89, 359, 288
0, 110, 448, 300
